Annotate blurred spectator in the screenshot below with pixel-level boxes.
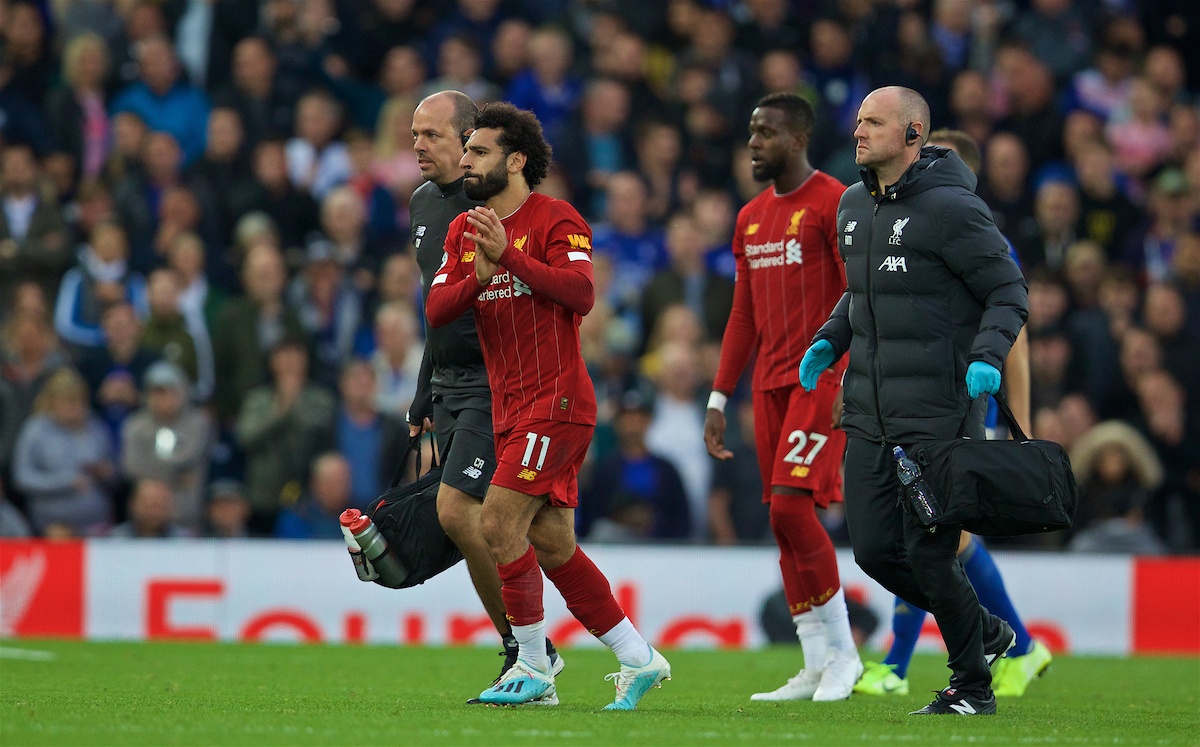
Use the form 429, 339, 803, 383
202, 478, 251, 538
644, 340, 709, 541
1068, 421, 1166, 554
1065, 41, 1136, 121
120, 361, 212, 531
1072, 139, 1140, 260
319, 172, 388, 285
76, 302, 159, 447
1172, 234, 1200, 340
633, 119, 697, 224
0, 52, 47, 153
1008, 0, 1092, 83
286, 89, 351, 200
1, 311, 69, 435
12, 367, 114, 535
422, 34, 502, 104
257, 0, 327, 111
168, 231, 226, 335
1122, 169, 1192, 284
1015, 180, 1079, 272
140, 267, 213, 400
109, 35, 210, 164
2, 0, 55, 107
591, 172, 667, 321
344, 129, 400, 242
427, 0, 507, 72
53, 220, 149, 349
288, 238, 366, 384
368, 96, 423, 200
505, 25, 581, 150
1108, 327, 1164, 421
488, 17, 531, 88
274, 451, 352, 540
708, 398, 770, 546
45, 32, 112, 183
1142, 283, 1200, 413
108, 478, 190, 538
808, 18, 870, 135
978, 132, 1034, 244
335, 358, 406, 508
231, 139, 320, 253
580, 388, 691, 542
734, 0, 804, 58
340, 0, 425, 83
212, 240, 306, 425
187, 106, 257, 246
556, 78, 633, 219
1106, 77, 1174, 180
994, 44, 1064, 169
0, 493, 32, 537
0, 143, 71, 302
640, 211, 734, 350
101, 111, 147, 188
211, 36, 296, 147
368, 251, 422, 322
235, 338, 335, 533
370, 301, 423, 418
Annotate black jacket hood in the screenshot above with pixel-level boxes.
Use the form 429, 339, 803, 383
860, 145, 977, 202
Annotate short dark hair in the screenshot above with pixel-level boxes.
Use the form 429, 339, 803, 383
473, 102, 552, 187
755, 92, 815, 136
927, 128, 981, 173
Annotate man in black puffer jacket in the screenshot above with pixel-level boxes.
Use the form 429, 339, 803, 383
800, 87, 1028, 717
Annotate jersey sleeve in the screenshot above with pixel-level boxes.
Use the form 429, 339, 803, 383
712, 204, 756, 395
498, 200, 594, 316
822, 181, 848, 289
426, 214, 481, 328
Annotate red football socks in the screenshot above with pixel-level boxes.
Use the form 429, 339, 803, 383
769, 494, 841, 615
543, 546, 625, 637
497, 545, 544, 626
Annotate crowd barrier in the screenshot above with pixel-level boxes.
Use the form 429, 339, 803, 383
2, 540, 1196, 655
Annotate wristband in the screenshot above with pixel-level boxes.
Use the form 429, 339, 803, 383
706, 391, 728, 413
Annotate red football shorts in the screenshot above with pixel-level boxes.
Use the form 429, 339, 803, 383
492, 419, 594, 507
752, 376, 846, 507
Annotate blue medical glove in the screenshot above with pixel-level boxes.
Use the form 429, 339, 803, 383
799, 340, 835, 392
965, 361, 1001, 399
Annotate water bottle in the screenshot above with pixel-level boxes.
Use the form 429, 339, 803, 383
893, 446, 941, 531
340, 509, 379, 582
339, 509, 411, 588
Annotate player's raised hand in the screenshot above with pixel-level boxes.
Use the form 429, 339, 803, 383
473, 244, 499, 286
704, 408, 734, 460
464, 207, 507, 262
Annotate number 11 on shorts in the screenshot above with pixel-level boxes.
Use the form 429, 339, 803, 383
522, 432, 551, 470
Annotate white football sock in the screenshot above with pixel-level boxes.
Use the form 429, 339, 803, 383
511, 619, 549, 673
795, 610, 828, 671
813, 587, 857, 656
598, 617, 652, 667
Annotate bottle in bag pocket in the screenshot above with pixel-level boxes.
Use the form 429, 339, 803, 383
339, 509, 411, 587
340, 509, 379, 582
893, 446, 941, 531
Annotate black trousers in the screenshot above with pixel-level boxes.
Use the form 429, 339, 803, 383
843, 437, 1003, 693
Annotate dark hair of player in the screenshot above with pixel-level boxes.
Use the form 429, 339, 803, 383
755, 92, 815, 137
473, 102, 552, 188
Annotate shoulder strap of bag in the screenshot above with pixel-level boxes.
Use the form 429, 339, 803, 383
992, 390, 1029, 442
389, 432, 442, 489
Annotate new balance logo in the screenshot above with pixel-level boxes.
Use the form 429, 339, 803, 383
844, 221, 857, 232
513, 276, 531, 296
517, 469, 538, 481
878, 256, 907, 272
949, 700, 977, 715
462, 465, 482, 479
790, 465, 810, 477
784, 239, 802, 265
889, 217, 910, 245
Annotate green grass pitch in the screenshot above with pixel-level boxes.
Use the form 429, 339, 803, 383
2, 641, 1197, 746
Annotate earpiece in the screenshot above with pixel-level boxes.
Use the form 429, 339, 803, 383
905, 122, 920, 146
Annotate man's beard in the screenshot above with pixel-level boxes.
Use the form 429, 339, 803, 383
751, 157, 784, 183
463, 161, 509, 201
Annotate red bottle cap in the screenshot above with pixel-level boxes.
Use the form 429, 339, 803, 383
339, 508, 362, 527
349, 515, 372, 534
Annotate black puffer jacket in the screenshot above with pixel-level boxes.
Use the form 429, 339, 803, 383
813, 147, 1027, 445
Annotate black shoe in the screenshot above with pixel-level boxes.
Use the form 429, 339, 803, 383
984, 620, 1017, 669
910, 687, 997, 715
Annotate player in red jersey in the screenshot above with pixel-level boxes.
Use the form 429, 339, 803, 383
704, 93, 863, 701
426, 102, 670, 709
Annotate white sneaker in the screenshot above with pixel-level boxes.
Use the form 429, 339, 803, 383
602, 648, 671, 710
750, 667, 822, 701
812, 649, 864, 702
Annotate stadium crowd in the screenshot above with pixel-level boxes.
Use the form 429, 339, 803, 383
0, 0, 1196, 552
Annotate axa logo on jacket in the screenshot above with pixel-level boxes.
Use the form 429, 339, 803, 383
878, 255, 908, 272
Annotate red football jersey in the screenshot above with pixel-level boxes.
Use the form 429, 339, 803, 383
426, 192, 598, 432
713, 170, 848, 393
